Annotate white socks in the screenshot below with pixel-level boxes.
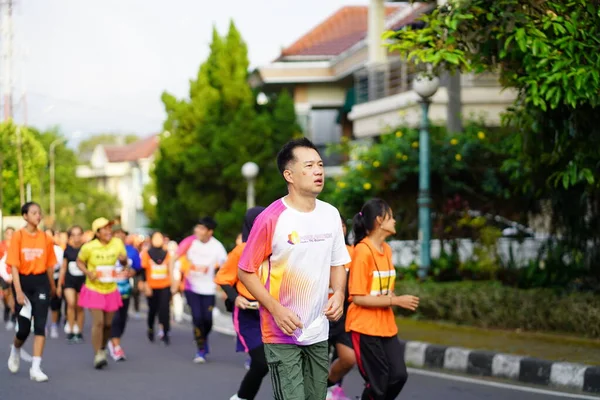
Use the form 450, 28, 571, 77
10, 345, 20, 358
32, 356, 41, 371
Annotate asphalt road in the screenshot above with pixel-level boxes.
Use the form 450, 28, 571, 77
0, 309, 594, 400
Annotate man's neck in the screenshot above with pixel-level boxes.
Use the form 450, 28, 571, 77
284, 192, 317, 213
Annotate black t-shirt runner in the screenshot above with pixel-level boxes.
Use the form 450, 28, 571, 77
64, 245, 83, 279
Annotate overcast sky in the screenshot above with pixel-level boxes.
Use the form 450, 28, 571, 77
10, 0, 370, 145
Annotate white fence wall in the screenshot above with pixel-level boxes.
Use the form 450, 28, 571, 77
390, 238, 544, 268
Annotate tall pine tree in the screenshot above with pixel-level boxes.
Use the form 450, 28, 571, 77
155, 22, 300, 244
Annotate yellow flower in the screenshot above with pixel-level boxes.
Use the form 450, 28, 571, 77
372, 161, 381, 168
395, 131, 403, 138
450, 138, 458, 146
402, 155, 408, 161
477, 131, 486, 140
356, 164, 363, 171
337, 181, 347, 189
411, 141, 419, 148
455, 154, 462, 161
396, 152, 403, 159
363, 182, 372, 190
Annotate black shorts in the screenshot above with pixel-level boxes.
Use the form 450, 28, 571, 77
329, 317, 353, 349
64, 275, 85, 292
0, 277, 9, 290
50, 279, 62, 311
13, 273, 50, 337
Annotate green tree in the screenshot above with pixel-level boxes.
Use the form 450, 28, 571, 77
0, 122, 47, 215
155, 22, 299, 242
386, 0, 600, 281
30, 127, 120, 230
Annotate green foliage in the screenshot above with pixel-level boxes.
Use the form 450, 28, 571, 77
386, 0, 600, 281
0, 122, 119, 230
154, 21, 300, 242
0, 122, 47, 214
397, 280, 600, 338
323, 120, 521, 239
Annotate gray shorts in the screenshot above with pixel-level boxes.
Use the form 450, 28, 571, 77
264, 340, 329, 400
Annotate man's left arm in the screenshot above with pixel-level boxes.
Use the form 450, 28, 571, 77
324, 216, 352, 321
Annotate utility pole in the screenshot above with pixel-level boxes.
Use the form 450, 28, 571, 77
16, 126, 24, 204
1, 0, 14, 121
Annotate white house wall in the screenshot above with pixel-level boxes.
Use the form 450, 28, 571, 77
349, 86, 518, 138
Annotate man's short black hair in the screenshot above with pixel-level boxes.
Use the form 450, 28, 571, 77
276, 137, 320, 175
197, 216, 217, 231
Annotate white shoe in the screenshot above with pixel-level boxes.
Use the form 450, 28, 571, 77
29, 367, 48, 382
230, 395, 247, 400
50, 325, 59, 339
64, 323, 71, 335
107, 341, 117, 361
7, 349, 20, 373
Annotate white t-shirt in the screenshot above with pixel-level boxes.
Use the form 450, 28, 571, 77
184, 237, 227, 295
239, 198, 351, 346
52, 245, 64, 281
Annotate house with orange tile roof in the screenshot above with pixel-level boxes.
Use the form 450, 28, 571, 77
251, 1, 516, 168
76, 135, 158, 233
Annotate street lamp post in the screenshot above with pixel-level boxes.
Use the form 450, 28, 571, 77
413, 72, 440, 280
49, 137, 67, 224
241, 162, 259, 210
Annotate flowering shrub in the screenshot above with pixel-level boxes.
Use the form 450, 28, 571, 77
323, 120, 522, 239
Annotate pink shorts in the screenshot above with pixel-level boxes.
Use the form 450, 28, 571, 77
78, 285, 123, 312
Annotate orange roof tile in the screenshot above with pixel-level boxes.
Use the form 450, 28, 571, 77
104, 135, 158, 163
280, 5, 404, 58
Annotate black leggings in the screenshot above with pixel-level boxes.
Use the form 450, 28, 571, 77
237, 345, 269, 400
111, 297, 130, 338
147, 287, 171, 334
13, 274, 50, 341
352, 332, 408, 400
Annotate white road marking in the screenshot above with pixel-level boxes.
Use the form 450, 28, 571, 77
408, 368, 599, 399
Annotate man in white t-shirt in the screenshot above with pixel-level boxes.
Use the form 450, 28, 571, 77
175, 217, 227, 363
239, 137, 350, 400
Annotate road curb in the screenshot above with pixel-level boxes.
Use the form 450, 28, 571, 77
206, 310, 599, 394
404, 340, 600, 394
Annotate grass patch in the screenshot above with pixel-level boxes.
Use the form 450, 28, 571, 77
397, 317, 600, 365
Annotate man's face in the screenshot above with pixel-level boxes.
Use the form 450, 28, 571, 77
114, 230, 126, 242
284, 147, 324, 196
194, 224, 212, 243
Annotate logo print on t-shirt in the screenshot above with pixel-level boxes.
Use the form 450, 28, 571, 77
287, 231, 300, 245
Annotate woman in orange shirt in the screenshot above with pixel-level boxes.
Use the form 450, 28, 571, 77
214, 206, 268, 400
141, 231, 172, 345
6, 202, 57, 382
346, 198, 420, 400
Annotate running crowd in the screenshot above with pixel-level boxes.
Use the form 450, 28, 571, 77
0, 137, 420, 400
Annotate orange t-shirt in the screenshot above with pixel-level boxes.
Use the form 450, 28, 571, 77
7, 229, 57, 276
345, 238, 397, 337
141, 251, 171, 289
177, 256, 191, 292
214, 243, 256, 301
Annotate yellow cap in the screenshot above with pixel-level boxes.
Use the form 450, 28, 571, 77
91, 217, 112, 233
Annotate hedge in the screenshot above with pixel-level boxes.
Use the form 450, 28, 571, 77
396, 280, 600, 338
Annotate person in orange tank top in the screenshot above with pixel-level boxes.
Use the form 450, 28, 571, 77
215, 206, 268, 400
141, 231, 173, 345
346, 198, 420, 400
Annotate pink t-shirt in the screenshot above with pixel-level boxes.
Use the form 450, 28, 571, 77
239, 198, 350, 345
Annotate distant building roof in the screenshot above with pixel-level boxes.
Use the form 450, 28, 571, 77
279, 5, 404, 58
103, 135, 158, 163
